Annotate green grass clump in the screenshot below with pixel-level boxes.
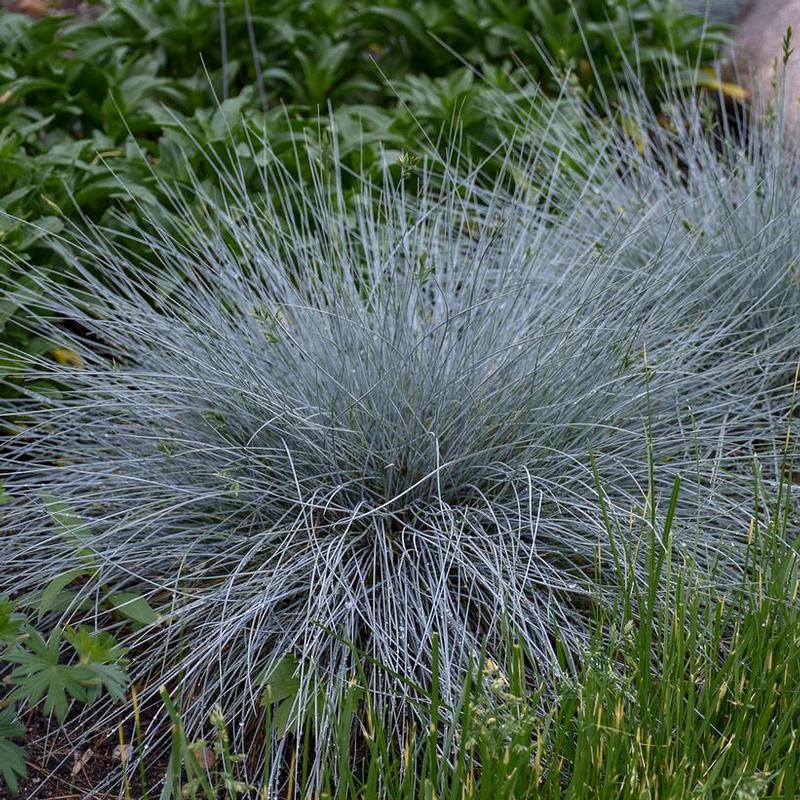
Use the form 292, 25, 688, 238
6, 473, 797, 798
149, 469, 800, 799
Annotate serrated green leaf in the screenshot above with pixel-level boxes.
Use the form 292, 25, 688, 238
0, 595, 26, 646
0, 705, 27, 795
64, 625, 127, 665
7, 629, 91, 722
64, 625, 130, 701
84, 661, 131, 702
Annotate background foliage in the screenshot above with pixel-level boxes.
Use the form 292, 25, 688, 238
0, 0, 725, 391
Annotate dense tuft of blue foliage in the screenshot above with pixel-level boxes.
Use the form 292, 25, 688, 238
1, 89, 798, 772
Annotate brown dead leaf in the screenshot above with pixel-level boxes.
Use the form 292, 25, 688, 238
112, 743, 134, 763
71, 747, 94, 777
189, 742, 217, 770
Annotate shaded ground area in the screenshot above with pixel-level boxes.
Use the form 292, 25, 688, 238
0, 705, 169, 799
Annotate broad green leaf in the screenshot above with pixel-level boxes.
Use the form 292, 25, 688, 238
258, 655, 322, 737
108, 592, 159, 625
41, 494, 97, 566
259, 655, 301, 706
272, 695, 296, 737
42, 493, 84, 531
36, 567, 90, 620
17, 215, 64, 250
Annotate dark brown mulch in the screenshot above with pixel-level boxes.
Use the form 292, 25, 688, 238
0, 706, 170, 800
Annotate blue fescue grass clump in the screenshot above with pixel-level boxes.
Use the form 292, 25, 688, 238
1, 88, 798, 776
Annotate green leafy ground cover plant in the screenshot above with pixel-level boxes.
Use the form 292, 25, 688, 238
0, 592, 131, 793
0, 0, 725, 391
